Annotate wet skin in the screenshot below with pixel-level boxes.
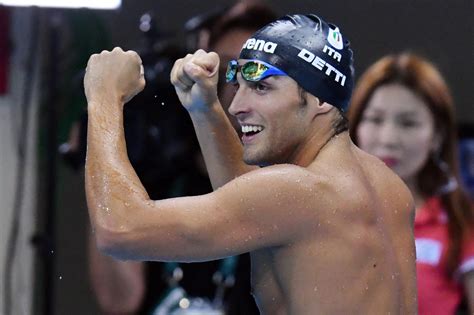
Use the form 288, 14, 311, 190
84, 48, 417, 314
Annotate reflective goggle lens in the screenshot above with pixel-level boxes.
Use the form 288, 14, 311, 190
225, 60, 239, 83
225, 59, 286, 83
241, 62, 269, 81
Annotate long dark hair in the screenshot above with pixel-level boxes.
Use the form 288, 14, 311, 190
348, 53, 473, 276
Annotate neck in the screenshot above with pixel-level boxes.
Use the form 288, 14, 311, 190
290, 114, 340, 167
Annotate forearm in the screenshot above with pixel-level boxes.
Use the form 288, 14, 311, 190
188, 101, 257, 190
85, 101, 150, 238
88, 231, 145, 314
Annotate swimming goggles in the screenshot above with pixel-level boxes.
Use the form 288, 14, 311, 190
225, 59, 287, 83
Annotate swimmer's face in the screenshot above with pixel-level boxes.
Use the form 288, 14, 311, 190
356, 83, 439, 185
228, 60, 311, 165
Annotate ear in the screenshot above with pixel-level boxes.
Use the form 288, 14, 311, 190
306, 94, 334, 118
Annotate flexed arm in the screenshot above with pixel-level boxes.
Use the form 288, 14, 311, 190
84, 47, 151, 241
170, 50, 257, 190
84, 48, 299, 262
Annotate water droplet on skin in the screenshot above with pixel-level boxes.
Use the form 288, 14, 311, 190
314, 286, 318, 291
146, 201, 155, 207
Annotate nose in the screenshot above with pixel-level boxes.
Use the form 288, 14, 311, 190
377, 120, 400, 148
228, 86, 251, 118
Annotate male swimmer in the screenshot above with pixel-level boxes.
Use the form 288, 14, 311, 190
84, 14, 417, 314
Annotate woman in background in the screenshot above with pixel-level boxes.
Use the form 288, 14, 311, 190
348, 52, 474, 315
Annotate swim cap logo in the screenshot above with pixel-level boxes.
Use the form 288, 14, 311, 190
242, 38, 278, 54
297, 48, 347, 87
323, 45, 342, 63
327, 27, 343, 50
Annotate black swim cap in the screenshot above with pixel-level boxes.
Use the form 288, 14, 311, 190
239, 14, 354, 111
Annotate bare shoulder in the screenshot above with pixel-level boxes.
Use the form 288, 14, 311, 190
212, 164, 325, 232
355, 149, 414, 214
213, 163, 358, 226
308, 146, 414, 216
217, 163, 328, 200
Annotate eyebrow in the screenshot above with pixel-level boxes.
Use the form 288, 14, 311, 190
364, 108, 423, 117
397, 111, 423, 118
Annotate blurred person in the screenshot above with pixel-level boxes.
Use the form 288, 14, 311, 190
348, 52, 474, 315
84, 13, 417, 314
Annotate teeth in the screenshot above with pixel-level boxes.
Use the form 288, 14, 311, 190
241, 125, 263, 133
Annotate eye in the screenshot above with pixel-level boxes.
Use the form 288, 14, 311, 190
398, 119, 420, 128
250, 81, 269, 93
362, 115, 383, 125
256, 83, 267, 91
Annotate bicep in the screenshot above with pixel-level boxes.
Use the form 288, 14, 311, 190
96, 190, 259, 262
109, 167, 315, 262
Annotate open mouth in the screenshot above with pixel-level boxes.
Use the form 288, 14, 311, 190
241, 125, 264, 138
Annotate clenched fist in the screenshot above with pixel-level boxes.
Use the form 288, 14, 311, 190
170, 49, 220, 112
84, 47, 146, 106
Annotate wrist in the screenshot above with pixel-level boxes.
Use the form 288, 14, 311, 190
87, 95, 124, 114
187, 99, 222, 115
188, 99, 229, 125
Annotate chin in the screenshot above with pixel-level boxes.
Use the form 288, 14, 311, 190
243, 154, 276, 167
243, 155, 261, 166
243, 143, 281, 166
243, 150, 267, 166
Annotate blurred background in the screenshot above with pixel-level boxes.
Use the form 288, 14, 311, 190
0, 0, 472, 314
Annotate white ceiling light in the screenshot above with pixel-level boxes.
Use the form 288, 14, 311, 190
0, 0, 121, 9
